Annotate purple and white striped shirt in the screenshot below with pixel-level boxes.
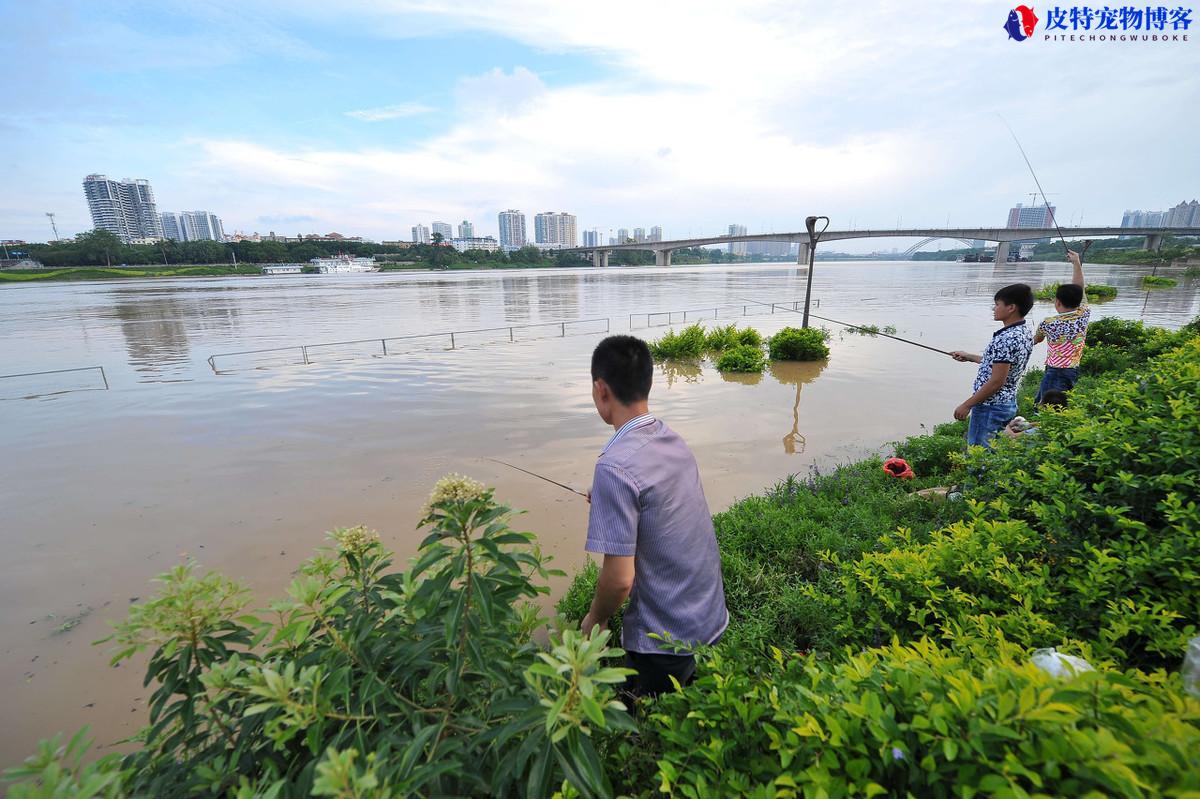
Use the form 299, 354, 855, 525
586, 415, 729, 654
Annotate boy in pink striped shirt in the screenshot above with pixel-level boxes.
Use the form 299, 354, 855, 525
1033, 249, 1090, 404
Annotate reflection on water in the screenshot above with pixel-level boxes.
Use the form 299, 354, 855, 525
659, 360, 702, 388
0, 261, 1196, 768
719, 370, 763, 386
769, 360, 828, 454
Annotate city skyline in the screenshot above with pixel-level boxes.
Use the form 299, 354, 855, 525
4, 2, 1196, 253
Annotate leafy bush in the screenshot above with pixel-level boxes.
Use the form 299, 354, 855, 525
735, 327, 763, 347
892, 421, 967, 479
647, 323, 707, 360
627, 638, 1200, 799
1034, 283, 1118, 301
650, 323, 763, 359
7, 477, 636, 798
768, 327, 830, 361
814, 338, 1200, 668
715, 344, 766, 373
1142, 275, 1177, 288
702, 324, 740, 352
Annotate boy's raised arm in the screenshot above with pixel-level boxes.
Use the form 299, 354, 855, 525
1067, 249, 1084, 287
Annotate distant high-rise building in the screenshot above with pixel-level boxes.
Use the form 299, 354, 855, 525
746, 240, 790, 258
162, 210, 225, 242
457, 220, 474, 239
617, 228, 630, 243
727, 224, 748, 255
1005, 203, 1057, 229
632, 227, 646, 243
432, 221, 453, 240
1120, 209, 1168, 237
83, 174, 164, 242
648, 226, 662, 242
533, 212, 577, 247
160, 212, 183, 242
411, 224, 430, 244
498, 210, 527, 250
1165, 200, 1200, 227
582, 229, 601, 247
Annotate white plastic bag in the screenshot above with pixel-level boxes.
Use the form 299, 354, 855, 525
1183, 636, 1200, 698
1031, 647, 1093, 678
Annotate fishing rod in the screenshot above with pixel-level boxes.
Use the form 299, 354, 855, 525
738, 297, 954, 356
997, 114, 1069, 253
485, 457, 589, 499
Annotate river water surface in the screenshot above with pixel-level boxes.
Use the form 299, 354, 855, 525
2, 260, 1197, 766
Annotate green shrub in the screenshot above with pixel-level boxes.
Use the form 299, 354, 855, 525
648, 323, 707, 360
844, 323, 897, 336
703, 324, 740, 351
6, 478, 635, 798
735, 327, 763, 347
1034, 283, 1118, 302
715, 344, 766, 373
893, 421, 967, 479
626, 638, 1200, 799
815, 338, 1200, 668
768, 327, 830, 361
1142, 274, 1177, 288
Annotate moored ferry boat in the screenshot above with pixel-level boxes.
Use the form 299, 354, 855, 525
309, 254, 378, 273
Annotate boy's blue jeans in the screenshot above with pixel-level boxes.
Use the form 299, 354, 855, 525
967, 401, 1017, 449
1036, 366, 1079, 403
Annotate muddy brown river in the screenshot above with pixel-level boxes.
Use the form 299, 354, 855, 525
2, 260, 1197, 767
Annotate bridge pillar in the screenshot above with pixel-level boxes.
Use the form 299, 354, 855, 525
994, 241, 1010, 265
654, 249, 672, 267
797, 242, 809, 264
593, 250, 609, 268
1143, 234, 1163, 252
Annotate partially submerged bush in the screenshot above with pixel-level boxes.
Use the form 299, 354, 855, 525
649, 323, 764, 360
1034, 283, 1118, 302
1142, 274, 1177, 288
844, 323, 897, 336
715, 344, 766, 373
647, 323, 707, 359
768, 326, 830, 361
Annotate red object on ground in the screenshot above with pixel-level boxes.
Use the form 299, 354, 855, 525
883, 457, 915, 480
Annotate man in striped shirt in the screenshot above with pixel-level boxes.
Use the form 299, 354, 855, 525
581, 335, 728, 696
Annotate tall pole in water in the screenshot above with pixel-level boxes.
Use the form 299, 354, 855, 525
801, 215, 829, 329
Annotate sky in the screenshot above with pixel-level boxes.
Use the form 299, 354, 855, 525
1, 0, 1198, 251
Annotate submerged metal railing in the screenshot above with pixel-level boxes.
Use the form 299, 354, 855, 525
628, 297, 819, 329
0, 365, 109, 398
207, 317, 612, 373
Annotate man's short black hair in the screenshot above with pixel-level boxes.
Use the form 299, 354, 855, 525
1055, 283, 1084, 309
1040, 389, 1069, 409
591, 335, 653, 404
994, 283, 1034, 317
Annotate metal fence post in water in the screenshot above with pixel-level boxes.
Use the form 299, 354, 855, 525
382, 339, 388, 356
98, 366, 108, 390
302, 346, 309, 365
561, 322, 566, 336
450, 332, 455, 349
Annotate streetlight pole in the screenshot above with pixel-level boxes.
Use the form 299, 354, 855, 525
801, 215, 829, 329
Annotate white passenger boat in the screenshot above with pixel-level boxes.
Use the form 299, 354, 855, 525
310, 254, 378, 273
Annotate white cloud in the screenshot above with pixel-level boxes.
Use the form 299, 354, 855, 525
345, 102, 436, 121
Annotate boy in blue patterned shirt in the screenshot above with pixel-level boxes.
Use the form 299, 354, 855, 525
949, 283, 1035, 448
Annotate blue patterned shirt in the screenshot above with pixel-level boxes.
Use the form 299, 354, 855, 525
972, 320, 1033, 406
586, 417, 729, 654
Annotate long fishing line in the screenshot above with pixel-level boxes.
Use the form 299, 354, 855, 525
738, 297, 953, 356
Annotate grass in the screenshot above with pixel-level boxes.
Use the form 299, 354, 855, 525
1141, 275, 1177, 288
1033, 283, 1118, 302
0, 265, 264, 282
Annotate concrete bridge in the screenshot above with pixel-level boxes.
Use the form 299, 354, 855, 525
563, 227, 1200, 267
